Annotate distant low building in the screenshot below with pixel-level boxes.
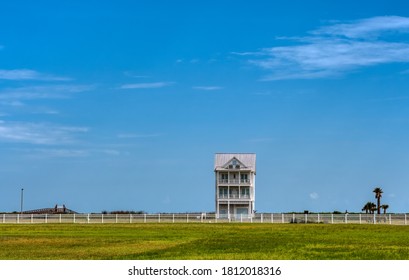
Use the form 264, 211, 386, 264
214, 153, 256, 218
23, 204, 77, 214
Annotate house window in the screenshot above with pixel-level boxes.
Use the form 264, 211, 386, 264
236, 207, 248, 215
232, 159, 240, 169
240, 174, 248, 183
229, 188, 238, 198
241, 187, 250, 198
220, 173, 228, 183
228, 159, 240, 169
219, 187, 228, 198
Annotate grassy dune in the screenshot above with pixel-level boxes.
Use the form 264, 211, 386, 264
1, 223, 409, 260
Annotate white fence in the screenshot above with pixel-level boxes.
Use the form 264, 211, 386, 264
1, 213, 408, 225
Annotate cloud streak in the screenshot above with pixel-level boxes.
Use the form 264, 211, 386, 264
312, 16, 409, 38
120, 82, 173, 89
0, 120, 88, 145
0, 85, 94, 101
0, 69, 71, 81
309, 192, 319, 200
27, 148, 89, 158
237, 16, 409, 80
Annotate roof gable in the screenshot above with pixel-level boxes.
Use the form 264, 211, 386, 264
214, 153, 256, 172
222, 157, 246, 169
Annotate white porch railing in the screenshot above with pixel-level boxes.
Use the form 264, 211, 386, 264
218, 194, 251, 199
1, 213, 407, 225
218, 179, 250, 184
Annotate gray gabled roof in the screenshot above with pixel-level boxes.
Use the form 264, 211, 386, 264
214, 153, 256, 172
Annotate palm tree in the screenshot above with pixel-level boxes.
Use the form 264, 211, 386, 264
373, 187, 383, 214
362, 202, 373, 214
370, 202, 377, 214
381, 204, 389, 214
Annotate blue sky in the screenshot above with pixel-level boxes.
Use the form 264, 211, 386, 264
1, 0, 409, 213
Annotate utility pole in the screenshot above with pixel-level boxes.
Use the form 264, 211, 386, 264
20, 188, 24, 215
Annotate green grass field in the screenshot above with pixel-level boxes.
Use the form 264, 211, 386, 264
1, 223, 409, 260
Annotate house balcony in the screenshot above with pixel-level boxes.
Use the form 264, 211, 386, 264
218, 194, 251, 200
218, 179, 251, 185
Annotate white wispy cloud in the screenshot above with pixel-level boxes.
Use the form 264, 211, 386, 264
123, 71, 150, 78
0, 69, 71, 81
0, 100, 24, 107
192, 86, 223, 91
23, 147, 127, 158
309, 192, 319, 200
27, 148, 89, 158
0, 85, 94, 101
0, 121, 88, 145
120, 82, 174, 89
312, 16, 409, 38
237, 16, 409, 80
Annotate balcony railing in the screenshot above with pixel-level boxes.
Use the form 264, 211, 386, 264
218, 179, 250, 184
218, 194, 251, 199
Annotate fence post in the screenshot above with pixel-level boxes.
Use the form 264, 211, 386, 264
240, 214, 243, 223
282, 213, 284, 223
172, 214, 175, 223
405, 214, 407, 225
187, 214, 189, 223
115, 214, 118, 224
331, 214, 334, 224
373, 213, 376, 224
87, 214, 90, 224
250, 215, 253, 223
271, 213, 274, 223
31, 214, 33, 224
318, 213, 320, 223
345, 213, 347, 224
17, 214, 19, 224
389, 214, 392, 225
158, 213, 161, 223
261, 213, 263, 223
59, 214, 62, 223
45, 214, 48, 224
102, 214, 104, 224
73, 214, 76, 224
130, 214, 132, 223
2, 213, 5, 224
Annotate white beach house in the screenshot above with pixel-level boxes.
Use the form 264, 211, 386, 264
214, 153, 256, 218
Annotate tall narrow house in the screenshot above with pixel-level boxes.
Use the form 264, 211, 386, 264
214, 153, 256, 218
